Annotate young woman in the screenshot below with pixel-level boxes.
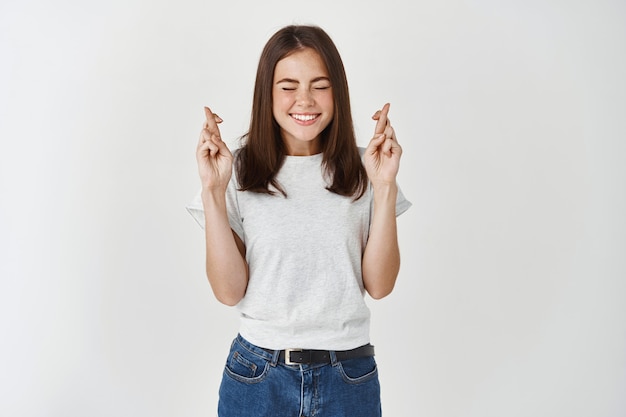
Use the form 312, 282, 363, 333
187, 24, 411, 417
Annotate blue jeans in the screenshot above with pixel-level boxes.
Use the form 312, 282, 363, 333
218, 334, 382, 417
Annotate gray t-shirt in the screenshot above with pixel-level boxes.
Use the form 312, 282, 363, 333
187, 150, 411, 350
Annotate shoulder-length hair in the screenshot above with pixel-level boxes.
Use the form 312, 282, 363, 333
236, 25, 367, 200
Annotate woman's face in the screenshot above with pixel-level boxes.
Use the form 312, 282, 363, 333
272, 48, 334, 156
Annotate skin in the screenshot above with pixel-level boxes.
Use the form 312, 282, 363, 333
196, 107, 247, 306
196, 52, 403, 305
362, 102, 403, 299
272, 48, 334, 156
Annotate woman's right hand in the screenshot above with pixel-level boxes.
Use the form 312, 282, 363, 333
196, 106, 233, 192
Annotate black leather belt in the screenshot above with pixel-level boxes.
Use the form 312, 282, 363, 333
264, 344, 375, 365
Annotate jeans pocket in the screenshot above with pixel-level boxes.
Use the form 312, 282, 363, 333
337, 356, 379, 384
223, 343, 270, 384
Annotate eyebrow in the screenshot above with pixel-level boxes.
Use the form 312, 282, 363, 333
275, 76, 331, 84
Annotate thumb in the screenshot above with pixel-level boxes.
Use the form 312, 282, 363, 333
367, 134, 386, 152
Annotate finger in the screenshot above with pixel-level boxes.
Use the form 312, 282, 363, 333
384, 125, 397, 142
201, 132, 232, 157
198, 128, 210, 147
204, 106, 223, 132
387, 137, 402, 156
209, 136, 226, 157
196, 139, 216, 161
198, 123, 217, 145
371, 103, 389, 120
382, 138, 393, 157
394, 140, 403, 156
366, 133, 387, 153
200, 134, 220, 152
198, 128, 222, 150
215, 137, 233, 158
373, 103, 391, 135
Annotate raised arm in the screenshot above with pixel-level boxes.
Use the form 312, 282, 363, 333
361, 103, 403, 299
196, 106, 249, 305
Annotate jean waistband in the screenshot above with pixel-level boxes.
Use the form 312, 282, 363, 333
234, 334, 375, 365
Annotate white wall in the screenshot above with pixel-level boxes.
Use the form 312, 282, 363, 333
1, 0, 625, 416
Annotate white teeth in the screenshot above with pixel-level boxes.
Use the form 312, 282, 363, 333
291, 114, 317, 122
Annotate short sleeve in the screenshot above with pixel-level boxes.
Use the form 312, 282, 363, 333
185, 174, 245, 243
185, 189, 205, 228
395, 183, 412, 217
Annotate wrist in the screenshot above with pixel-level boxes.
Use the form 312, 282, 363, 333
371, 181, 398, 206
371, 180, 398, 195
201, 187, 227, 209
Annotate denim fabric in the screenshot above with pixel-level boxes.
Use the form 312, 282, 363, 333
218, 334, 382, 417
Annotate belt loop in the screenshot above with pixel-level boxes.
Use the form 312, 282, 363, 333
270, 349, 280, 366
329, 350, 338, 366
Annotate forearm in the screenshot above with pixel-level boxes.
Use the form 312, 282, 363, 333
202, 189, 249, 306
362, 182, 400, 299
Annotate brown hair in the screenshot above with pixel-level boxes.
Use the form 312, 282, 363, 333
236, 25, 367, 199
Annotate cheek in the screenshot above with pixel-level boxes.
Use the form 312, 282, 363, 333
320, 93, 334, 112
272, 94, 291, 114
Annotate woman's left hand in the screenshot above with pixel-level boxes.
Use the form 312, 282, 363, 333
363, 103, 402, 185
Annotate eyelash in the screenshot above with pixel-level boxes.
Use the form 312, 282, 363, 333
281, 86, 331, 91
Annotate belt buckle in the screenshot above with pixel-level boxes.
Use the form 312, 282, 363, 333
284, 348, 302, 365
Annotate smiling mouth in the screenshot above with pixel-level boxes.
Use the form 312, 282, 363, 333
290, 113, 320, 122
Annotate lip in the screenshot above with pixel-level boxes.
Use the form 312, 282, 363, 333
290, 113, 320, 126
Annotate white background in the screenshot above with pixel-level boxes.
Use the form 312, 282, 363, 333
1, 0, 625, 416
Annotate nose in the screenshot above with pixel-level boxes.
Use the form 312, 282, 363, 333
296, 88, 314, 107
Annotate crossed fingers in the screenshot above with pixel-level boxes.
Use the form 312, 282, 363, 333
198, 106, 225, 157
202, 106, 223, 140
372, 103, 397, 143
